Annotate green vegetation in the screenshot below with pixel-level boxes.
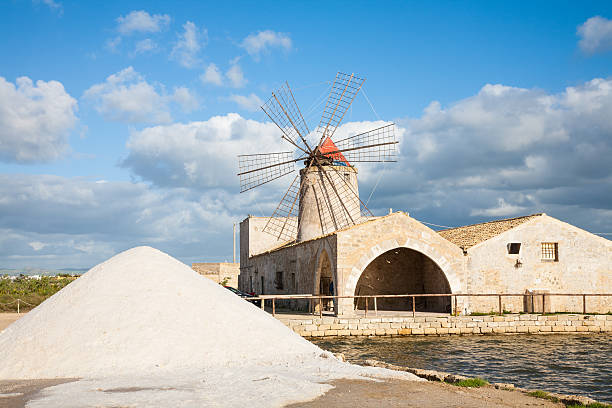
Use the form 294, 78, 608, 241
566, 403, 612, 408
0, 275, 78, 312
528, 390, 559, 402
452, 377, 489, 388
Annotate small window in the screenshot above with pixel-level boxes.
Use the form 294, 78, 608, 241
344, 173, 350, 182
275, 271, 284, 290
541, 242, 559, 262
507, 243, 521, 254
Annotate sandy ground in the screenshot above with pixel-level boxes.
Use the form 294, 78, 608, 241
289, 379, 562, 408
0, 379, 76, 408
0, 313, 22, 332
0, 378, 560, 408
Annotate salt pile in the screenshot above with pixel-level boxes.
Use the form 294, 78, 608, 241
0, 246, 419, 407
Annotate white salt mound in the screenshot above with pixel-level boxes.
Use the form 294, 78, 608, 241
0, 246, 420, 407
0, 246, 318, 378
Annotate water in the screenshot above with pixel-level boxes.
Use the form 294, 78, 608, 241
311, 334, 612, 403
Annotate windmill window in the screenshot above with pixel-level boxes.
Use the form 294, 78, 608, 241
541, 242, 559, 262
507, 243, 521, 254
275, 271, 284, 290
344, 173, 350, 182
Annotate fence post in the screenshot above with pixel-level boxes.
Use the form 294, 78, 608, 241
17, 299, 20, 314
319, 296, 323, 318
454, 295, 458, 316
498, 295, 502, 315
272, 298, 275, 317
374, 297, 378, 316
364, 297, 368, 317
260, 298, 265, 311
583, 294, 586, 314
412, 296, 415, 318
542, 294, 545, 314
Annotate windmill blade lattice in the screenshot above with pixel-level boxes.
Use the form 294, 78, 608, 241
333, 123, 398, 162
263, 173, 301, 242
238, 152, 300, 192
261, 82, 311, 154
315, 72, 365, 148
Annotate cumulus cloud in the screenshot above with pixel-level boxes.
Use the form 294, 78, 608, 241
363, 78, 612, 232
117, 10, 170, 35
577, 16, 612, 54
228, 93, 263, 112
171, 21, 206, 68
200, 63, 223, 86
83, 67, 198, 124
0, 174, 242, 268
172, 87, 199, 113
0, 76, 77, 163
122, 113, 289, 190
241, 30, 292, 59
226, 64, 247, 88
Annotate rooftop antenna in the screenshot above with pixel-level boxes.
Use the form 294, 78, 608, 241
237, 72, 398, 242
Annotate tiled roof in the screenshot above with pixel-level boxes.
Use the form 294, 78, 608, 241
438, 214, 543, 250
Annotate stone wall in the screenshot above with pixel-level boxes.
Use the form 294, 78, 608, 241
464, 215, 612, 314
278, 313, 612, 337
192, 262, 240, 288
335, 212, 466, 315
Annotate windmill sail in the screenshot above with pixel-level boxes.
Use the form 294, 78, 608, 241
238, 151, 301, 192
333, 123, 398, 163
315, 72, 365, 149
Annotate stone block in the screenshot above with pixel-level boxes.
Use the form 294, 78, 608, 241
398, 328, 412, 335
448, 328, 460, 334
325, 330, 339, 336
587, 326, 601, 332
424, 328, 437, 335
436, 328, 449, 335
362, 329, 374, 336
493, 327, 507, 334
552, 326, 565, 332
575, 325, 588, 332
480, 327, 493, 334
564, 326, 577, 332
505, 326, 517, 333
412, 328, 425, 335
311, 330, 325, 337
539, 326, 552, 332
337, 330, 351, 336
303, 324, 318, 331
516, 326, 529, 333
385, 329, 398, 335
301, 331, 312, 337
375, 329, 386, 336
318, 324, 331, 331
390, 323, 402, 329
350, 330, 363, 336
460, 327, 475, 334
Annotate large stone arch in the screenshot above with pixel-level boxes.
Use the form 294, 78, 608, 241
343, 237, 463, 312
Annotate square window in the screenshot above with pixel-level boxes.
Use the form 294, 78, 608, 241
507, 243, 521, 254
541, 242, 558, 262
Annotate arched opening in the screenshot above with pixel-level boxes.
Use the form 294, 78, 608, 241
354, 247, 451, 313
315, 249, 334, 313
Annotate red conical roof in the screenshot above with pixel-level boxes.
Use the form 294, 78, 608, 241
319, 137, 349, 166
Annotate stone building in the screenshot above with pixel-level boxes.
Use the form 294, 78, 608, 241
192, 262, 240, 288
238, 212, 612, 315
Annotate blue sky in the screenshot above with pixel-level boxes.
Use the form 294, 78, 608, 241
1, 0, 611, 269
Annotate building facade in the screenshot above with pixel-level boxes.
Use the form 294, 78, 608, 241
238, 212, 612, 315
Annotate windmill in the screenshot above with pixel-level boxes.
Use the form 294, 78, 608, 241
237, 72, 398, 243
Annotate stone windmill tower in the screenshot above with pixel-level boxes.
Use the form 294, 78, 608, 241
238, 72, 398, 242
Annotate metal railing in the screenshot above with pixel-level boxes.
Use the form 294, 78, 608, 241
252, 293, 612, 318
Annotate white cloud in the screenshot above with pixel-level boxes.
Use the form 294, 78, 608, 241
241, 30, 292, 59
172, 87, 199, 113
0, 76, 77, 163
122, 113, 287, 190
226, 64, 247, 88
134, 38, 158, 54
116, 10, 170, 35
470, 198, 526, 217
83, 67, 198, 124
105, 36, 122, 52
200, 63, 223, 86
0, 174, 240, 268
228, 94, 263, 112
171, 21, 206, 68
577, 16, 612, 54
